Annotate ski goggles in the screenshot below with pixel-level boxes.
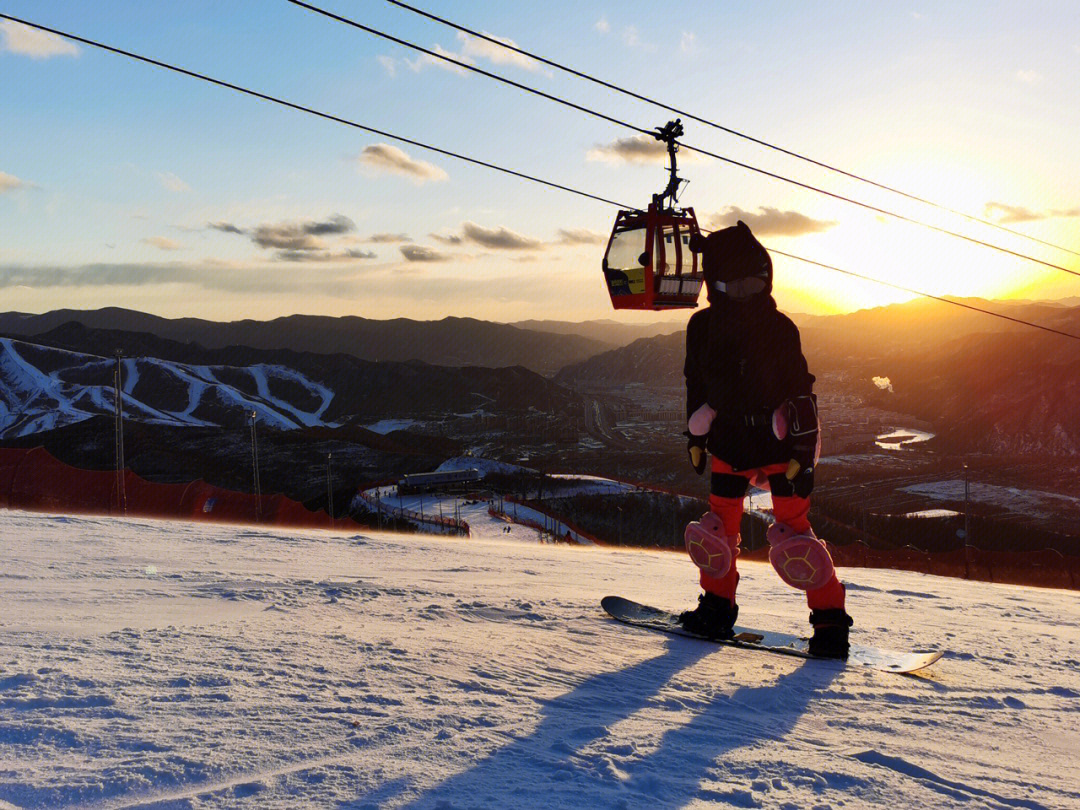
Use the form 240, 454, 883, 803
714, 275, 767, 298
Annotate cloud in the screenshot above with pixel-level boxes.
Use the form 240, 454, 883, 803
157, 172, 191, 193
1, 20, 80, 59
587, 134, 670, 164
621, 26, 655, 51
706, 206, 838, 237
595, 17, 610, 34
274, 249, 377, 263
401, 244, 452, 262
984, 201, 1080, 223
556, 228, 606, 245
0, 263, 201, 289
0, 261, 372, 295
679, 32, 697, 55
357, 143, 449, 184
377, 55, 397, 77
430, 232, 464, 245
431, 223, 588, 250
144, 236, 183, 251
1016, 69, 1043, 84
367, 232, 411, 243
0, 171, 29, 193
405, 44, 473, 75
251, 214, 355, 251
461, 221, 542, 250
305, 215, 355, 236
398, 31, 541, 77
457, 31, 540, 72
208, 221, 246, 235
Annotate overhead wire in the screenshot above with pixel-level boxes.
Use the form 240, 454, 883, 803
0, 15, 625, 209
766, 249, 1080, 342
285, 0, 1080, 280
3, 12, 1078, 344
378, 0, 1080, 260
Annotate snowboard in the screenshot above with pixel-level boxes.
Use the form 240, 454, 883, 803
602, 596, 943, 674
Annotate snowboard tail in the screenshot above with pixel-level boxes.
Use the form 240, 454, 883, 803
601, 596, 943, 674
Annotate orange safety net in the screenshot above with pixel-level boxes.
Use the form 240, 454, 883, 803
742, 538, 1080, 590
0, 446, 353, 532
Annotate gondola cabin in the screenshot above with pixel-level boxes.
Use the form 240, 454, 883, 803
602, 202, 703, 310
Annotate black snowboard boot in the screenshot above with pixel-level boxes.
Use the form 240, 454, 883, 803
808, 608, 853, 659
679, 592, 738, 640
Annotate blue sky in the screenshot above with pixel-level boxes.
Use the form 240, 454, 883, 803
2, 1, 1078, 322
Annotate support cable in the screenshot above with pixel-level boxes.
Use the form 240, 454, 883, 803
0, 15, 626, 210
3, 13, 1077, 343
378, 0, 1080, 259
285, 0, 1080, 278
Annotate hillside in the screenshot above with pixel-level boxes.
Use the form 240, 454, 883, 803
0, 309, 609, 375
555, 298, 1080, 456
511, 319, 684, 348
554, 331, 685, 389
1, 509, 1077, 808
0, 330, 581, 439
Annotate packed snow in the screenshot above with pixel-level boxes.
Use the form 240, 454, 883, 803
364, 420, 421, 436
900, 479, 1080, 520
0, 339, 339, 438
875, 428, 935, 451
1, 507, 1078, 809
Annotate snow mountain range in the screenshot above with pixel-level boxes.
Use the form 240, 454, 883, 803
0, 325, 580, 440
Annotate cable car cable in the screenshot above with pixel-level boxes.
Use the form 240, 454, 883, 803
0, 14, 627, 211
765, 249, 1080, 341
379, 0, 1080, 260
4, 14, 1077, 343
285, 0, 1080, 279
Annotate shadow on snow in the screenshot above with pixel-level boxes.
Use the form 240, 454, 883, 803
345, 634, 840, 809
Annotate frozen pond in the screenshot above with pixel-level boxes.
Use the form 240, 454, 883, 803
876, 427, 935, 450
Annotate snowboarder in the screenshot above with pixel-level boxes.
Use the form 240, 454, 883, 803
680, 221, 852, 658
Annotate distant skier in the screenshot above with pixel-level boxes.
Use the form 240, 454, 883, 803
680, 221, 852, 658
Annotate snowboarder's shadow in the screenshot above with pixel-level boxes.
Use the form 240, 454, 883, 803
374, 635, 839, 809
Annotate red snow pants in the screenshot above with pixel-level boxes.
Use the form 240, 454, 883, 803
699, 458, 845, 611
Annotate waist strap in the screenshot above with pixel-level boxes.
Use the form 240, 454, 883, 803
716, 410, 773, 427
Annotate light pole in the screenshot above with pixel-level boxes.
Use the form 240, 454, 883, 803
961, 464, 971, 578
113, 349, 127, 515
249, 410, 261, 522
326, 452, 334, 526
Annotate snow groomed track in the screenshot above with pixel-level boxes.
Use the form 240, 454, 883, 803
1, 509, 1078, 809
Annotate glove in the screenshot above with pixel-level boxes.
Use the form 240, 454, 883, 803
686, 431, 708, 476
785, 454, 815, 498
687, 403, 716, 437
780, 395, 818, 498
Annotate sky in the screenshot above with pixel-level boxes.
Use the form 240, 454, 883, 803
1, 1, 1078, 323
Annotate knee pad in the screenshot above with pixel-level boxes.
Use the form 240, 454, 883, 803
767, 522, 834, 591
685, 512, 740, 578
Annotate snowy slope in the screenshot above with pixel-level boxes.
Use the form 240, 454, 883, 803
1, 509, 1079, 809
0, 338, 338, 437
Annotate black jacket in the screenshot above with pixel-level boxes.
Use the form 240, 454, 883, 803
684, 295, 814, 471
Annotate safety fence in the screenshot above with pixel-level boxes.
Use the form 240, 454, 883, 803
489, 496, 598, 545
738, 537, 1080, 590
0, 446, 359, 531
355, 487, 470, 536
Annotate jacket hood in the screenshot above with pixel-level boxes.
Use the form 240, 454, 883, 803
691, 220, 773, 304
